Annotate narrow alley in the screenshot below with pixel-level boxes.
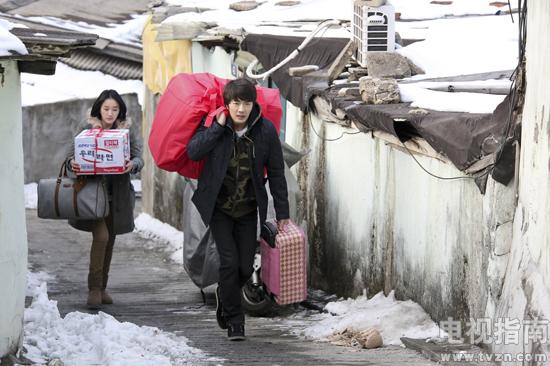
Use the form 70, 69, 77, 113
25, 201, 438, 365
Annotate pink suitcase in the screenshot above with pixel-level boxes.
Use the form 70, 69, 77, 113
260, 221, 307, 305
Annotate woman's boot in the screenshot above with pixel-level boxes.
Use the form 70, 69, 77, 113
101, 236, 115, 304
88, 220, 108, 309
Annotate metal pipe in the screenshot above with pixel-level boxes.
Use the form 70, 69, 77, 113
246, 19, 345, 80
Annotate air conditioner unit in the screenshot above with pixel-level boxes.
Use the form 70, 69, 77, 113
352, 1, 395, 67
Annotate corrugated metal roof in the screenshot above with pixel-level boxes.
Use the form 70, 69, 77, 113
9, 27, 98, 47
0, 26, 98, 61
60, 49, 142, 80
0, 13, 142, 79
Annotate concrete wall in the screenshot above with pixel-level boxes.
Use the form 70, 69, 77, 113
285, 101, 515, 322
141, 44, 233, 229
0, 60, 27, 359
141, 89, 186, 230
22, 93, 142, 183
491, 0, 550, 361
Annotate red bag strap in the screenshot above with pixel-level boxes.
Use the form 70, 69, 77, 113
205, 106, 227, 128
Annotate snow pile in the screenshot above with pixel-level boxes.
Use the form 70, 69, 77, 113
0, 18, 28, 56
164, 0, 503, 23
24, 183, 38, 209
397, 15, 517, 79
134, 213, 184, 265
131, 179, 142, 194
26, 270, 54, 297
162, 0, 517, 113
21, 62, 144, 107
391, 0, 506, 20
399, 83, 506, 114
299, 291, 444, 346
24, 272, 208, 365
395, 14, 517, 112
164, 0, 353, 25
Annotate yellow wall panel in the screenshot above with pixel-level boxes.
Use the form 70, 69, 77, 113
142, 16, 192, 94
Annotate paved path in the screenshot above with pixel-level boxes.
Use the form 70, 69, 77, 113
26, 202, 438, 365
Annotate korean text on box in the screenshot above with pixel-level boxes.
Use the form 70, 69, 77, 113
74, 128, 130, 174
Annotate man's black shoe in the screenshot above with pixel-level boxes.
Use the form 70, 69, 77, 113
215, 286, 228, 330
227, 322, 245, 341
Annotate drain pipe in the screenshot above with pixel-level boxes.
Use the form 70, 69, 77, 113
513, 140, 520, 205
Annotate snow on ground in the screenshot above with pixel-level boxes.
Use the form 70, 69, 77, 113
20, 62, 144, 107
25, 185, 445, 350
131, 179, 142, 194
0, 17, 28, 56
26, 270, 54, 297
275, 291, 445, 346
134, 213, 184, 265
24, 182, 38, 209
24, 271, 212, 366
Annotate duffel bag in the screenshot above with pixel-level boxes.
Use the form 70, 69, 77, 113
37, 162, 109, 220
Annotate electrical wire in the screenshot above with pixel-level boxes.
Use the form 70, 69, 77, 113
399, 140, 491, 181
394, 0, 527, 182
305, 3, 527, 184
309, 117, 361, 142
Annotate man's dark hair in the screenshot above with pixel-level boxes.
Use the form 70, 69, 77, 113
223, 78, 257, 105
90, 89, 127, 121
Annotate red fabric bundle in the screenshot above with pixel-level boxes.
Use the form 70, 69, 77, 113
148, 73, 282, 178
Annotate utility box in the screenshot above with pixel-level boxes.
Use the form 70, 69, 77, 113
353, 1, 395, 67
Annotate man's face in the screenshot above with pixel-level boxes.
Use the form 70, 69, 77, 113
227, 99, 253, 126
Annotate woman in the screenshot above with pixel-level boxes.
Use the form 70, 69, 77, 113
66, 89, 143, 309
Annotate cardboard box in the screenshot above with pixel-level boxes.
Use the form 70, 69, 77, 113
74, 128, 130, 174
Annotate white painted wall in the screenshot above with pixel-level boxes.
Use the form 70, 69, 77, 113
0, 60, 28, 358
191, 43, 233, 78
285, 101, 515, 321
492, 0, 550, 360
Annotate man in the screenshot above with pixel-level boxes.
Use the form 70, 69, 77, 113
187, 78, 290, 341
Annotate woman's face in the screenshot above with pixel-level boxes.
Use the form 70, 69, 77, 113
100, 98, 120, 127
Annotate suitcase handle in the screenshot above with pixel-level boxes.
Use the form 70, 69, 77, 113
261, 221, 278, 248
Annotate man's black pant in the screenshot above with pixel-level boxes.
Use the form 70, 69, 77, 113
210, 208, 258, 324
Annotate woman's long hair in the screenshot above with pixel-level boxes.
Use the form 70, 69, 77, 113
90, 89, 127, 122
